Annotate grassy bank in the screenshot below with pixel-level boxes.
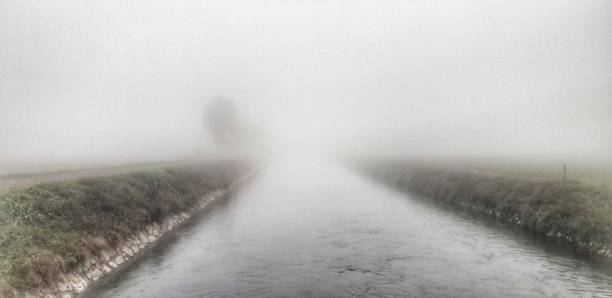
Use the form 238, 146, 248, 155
0, 161, 247, 295
362, 161, 612, 257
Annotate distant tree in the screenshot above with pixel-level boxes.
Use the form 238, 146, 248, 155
205, 97, 239, 146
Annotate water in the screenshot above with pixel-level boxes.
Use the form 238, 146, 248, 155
87, 160, 612, 297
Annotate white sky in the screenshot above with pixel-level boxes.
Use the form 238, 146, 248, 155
1, 0, 611, 165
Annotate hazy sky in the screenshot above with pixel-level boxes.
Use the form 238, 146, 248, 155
1, 0, 611, 166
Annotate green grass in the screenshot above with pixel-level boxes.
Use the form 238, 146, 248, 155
362, 160, 612, 256
0, 161, 246, 294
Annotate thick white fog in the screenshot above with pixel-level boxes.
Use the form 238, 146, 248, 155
1, 0, 611, 171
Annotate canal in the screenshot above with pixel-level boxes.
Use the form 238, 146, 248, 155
87, 160, 612, 297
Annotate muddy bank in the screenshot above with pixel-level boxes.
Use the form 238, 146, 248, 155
0, 161, 250, 297
361, 161, 612, 259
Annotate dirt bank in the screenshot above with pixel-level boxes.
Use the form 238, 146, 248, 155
361, 161, 612, 258
0, 161, 249, 297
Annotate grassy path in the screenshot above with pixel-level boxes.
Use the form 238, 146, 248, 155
0, 161, 193, 190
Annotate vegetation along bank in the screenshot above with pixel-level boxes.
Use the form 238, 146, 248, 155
361, 161, 612, 259
0, 161, 249, 297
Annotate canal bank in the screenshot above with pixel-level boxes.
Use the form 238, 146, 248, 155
360, 161, 612, 259
0, 161, 250, 297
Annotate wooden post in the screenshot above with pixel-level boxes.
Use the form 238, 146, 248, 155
563, 164, 567, 181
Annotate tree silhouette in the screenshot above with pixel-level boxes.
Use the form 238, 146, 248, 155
205, 98, 239, 146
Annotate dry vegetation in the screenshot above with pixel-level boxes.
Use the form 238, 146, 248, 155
362, 160, 612, 257
0, 161, 247, 294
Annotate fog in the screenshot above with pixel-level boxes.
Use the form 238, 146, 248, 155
1, 0, 611, 172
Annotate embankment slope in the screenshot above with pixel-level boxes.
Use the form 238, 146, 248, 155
361, 161, 612, 258
0, 161, 248, 297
